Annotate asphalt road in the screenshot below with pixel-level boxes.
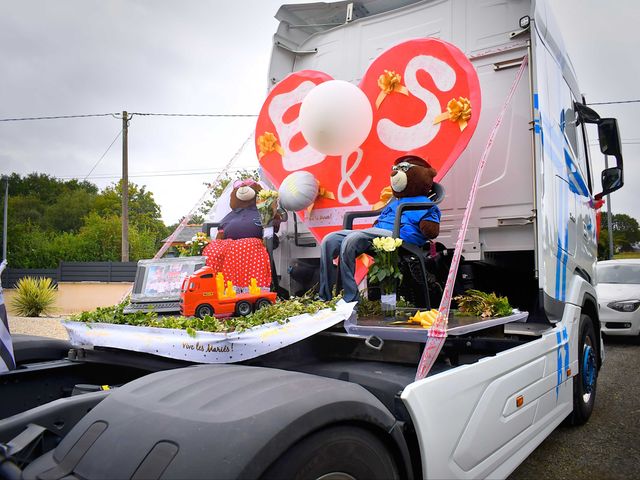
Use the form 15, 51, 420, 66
509, 335, 640, 480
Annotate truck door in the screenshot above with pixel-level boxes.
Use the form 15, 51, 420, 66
532, 12, 596, 309
401, 315, 578, 479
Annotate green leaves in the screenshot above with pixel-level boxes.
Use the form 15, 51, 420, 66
453, 289, 513, 318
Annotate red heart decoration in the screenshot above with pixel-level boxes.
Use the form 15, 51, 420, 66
255, 38, 481, 242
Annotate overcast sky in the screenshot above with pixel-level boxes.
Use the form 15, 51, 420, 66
1, 0, 638, 225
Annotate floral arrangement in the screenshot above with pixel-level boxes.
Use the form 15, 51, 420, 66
177, 231, 210, 256
454, 289, 513, 318
256, 189, 279, 227
368, 236, 403, 295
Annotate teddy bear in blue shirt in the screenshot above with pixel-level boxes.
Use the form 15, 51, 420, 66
319, 155, 440, 302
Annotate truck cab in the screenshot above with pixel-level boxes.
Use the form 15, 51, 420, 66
0, 1, 626, 479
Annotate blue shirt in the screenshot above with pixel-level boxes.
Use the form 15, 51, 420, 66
374, 195, 441, 246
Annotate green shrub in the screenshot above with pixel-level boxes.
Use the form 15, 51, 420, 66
10, 277, 57, 317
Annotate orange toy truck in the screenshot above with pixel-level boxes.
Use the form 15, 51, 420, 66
179, 266, 277, 318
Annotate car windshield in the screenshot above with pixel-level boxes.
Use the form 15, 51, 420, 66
597, 264, 640, 284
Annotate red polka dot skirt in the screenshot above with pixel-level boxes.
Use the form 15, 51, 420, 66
202, 238, 271, 288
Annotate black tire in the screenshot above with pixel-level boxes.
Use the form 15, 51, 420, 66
261, 425, 399, 480
255, 298, 272, 311
235, 300, 252, 317
195, 304, 214, 318
570, 314, 598, 425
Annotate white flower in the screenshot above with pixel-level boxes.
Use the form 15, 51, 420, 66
185, 241, 192, 245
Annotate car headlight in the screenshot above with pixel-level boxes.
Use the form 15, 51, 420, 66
607, 300, 640, 312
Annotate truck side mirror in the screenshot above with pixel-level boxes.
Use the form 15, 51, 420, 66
597, 118, 622, 157
596, 167, 623, 200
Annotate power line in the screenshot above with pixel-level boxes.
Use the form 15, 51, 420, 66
58, 166, 256, 181
0, 112, 258, 122
587, 99, 640, 106
130, 112, 257, 117
84, 129, 123, 180
0, 113, 118, 122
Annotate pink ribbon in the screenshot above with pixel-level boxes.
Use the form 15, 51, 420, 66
415, 55, 529, 381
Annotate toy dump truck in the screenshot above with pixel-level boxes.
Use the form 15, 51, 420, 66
179, 267, 277, 318
0, 1, 625, 479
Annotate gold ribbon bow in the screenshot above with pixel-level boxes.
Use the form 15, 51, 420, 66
433, 97, 472, 132
372, 186, 394, 210
306, 183, 335, 215
258, 131, 284, 159
376, 70, 409, 109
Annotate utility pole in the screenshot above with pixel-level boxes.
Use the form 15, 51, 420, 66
2, 176, 7, 262
604, 154, 614, 259
121, 111, 130, 262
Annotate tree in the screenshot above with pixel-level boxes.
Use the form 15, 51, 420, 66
598, 213, 640, 258
45, 189, 96, 232
2, 173, 169, 267
75, 212, 157, 262
93, 182, 168, 240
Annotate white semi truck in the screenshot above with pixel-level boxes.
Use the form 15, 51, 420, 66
0, 1, 625, 479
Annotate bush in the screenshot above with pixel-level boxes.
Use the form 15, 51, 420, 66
10, 277, 57, 317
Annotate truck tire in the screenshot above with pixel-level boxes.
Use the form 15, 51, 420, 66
570, 314, 598, 425
261, 425, 399, 480
195, 304, 214, 318
255, 298, 272, 311
235, 300, 252, 317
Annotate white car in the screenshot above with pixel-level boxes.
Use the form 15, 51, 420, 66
596, 259, 640, 336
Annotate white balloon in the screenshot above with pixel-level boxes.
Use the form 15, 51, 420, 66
299, 80, 373, 156
278, 171, 319, 211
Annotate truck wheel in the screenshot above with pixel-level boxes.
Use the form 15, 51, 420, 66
570, 314, 598, 425
235, 300, 252, 317
255, 298, 272, 311
195, 304, 214, 318
261, 425, 399, 480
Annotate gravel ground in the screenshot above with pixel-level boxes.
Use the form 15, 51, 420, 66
7, 317, 639, 478
509, 335, 640, 479
8, 316, 69, 340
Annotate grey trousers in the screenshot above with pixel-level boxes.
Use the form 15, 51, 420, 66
319, 227, 392, 302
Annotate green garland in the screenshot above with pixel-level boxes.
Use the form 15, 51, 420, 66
72, 294, 341, 337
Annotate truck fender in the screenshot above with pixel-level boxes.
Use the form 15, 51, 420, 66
22, 364, 413, 480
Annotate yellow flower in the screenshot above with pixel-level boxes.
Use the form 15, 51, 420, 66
373, 237, 385, 250
382, 237, 397, 252
394, 238, 403, 248
257, 189, 279, 200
